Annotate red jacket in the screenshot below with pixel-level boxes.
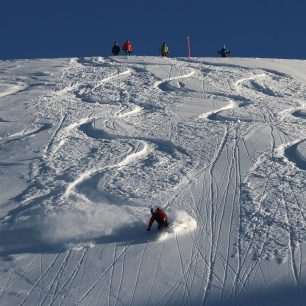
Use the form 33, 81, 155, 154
147, 208, 168, 230
123, 42, 133, 52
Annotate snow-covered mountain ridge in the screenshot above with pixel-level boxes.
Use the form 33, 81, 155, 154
0, 56, 306, 305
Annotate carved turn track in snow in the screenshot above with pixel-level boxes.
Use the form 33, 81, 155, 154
153, 68, 195, 89
63, 140, 150, 199
0, 81, 28, 98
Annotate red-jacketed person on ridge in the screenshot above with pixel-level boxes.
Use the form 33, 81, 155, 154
122, 40, 133, 55
147, 207, 169, 231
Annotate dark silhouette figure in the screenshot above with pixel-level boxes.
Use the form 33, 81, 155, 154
218, 45, 231, 57
112, 42, 120, 56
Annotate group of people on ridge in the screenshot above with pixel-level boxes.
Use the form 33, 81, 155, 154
112, 40, 133, 56
112, 40, 230, 58
112, 41, 170, 57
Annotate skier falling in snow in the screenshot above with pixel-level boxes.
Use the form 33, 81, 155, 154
147, 207, 169, 231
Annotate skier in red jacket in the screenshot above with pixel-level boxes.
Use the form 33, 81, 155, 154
122, 40, 133, 55
147, 207, 169, 231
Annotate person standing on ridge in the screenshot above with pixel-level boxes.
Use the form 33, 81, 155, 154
112, 42, 120, 56
147, 207, 169, 231
122, 40, 133, 55
160, 42, 169, 57
218, 45, 230, 57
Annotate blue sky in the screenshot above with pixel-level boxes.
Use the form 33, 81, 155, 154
1, 0, 305, 60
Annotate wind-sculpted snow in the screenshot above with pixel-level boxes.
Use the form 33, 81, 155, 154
1, 56, 306, 306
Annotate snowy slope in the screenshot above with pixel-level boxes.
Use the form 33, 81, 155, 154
1, 55, 306, 305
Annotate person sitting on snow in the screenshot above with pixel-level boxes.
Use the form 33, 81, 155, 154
147, 207, 169, 231
160, 42, 169, 57
218, 45, 230, 57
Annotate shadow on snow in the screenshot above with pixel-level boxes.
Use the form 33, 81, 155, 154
0, 219, 163, 258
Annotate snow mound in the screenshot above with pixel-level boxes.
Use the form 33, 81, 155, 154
285, 140, 306, 170
292, 109, 306, 118
295, 141, 306, 161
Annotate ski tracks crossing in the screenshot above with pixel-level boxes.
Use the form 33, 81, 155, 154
2, 56, 306, 305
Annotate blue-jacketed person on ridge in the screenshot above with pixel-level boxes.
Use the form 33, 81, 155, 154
218, 45, 230, 57
112, 42, 120, 56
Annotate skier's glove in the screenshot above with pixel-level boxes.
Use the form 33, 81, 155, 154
147, 228, 150, 231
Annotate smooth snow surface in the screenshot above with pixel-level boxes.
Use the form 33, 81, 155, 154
1, 56, 306, 305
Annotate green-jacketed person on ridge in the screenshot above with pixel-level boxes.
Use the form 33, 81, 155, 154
160, 42, 169, 57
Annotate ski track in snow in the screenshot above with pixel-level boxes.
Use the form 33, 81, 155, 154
0, 81, 28, 98
117, 105, 142, 118
63, 140, 150, 199
199, 99, 237, 120
200, 72, 267, 123
153, 68, 195, 89
1, 56, 306, 305
234, 73, 266, 87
